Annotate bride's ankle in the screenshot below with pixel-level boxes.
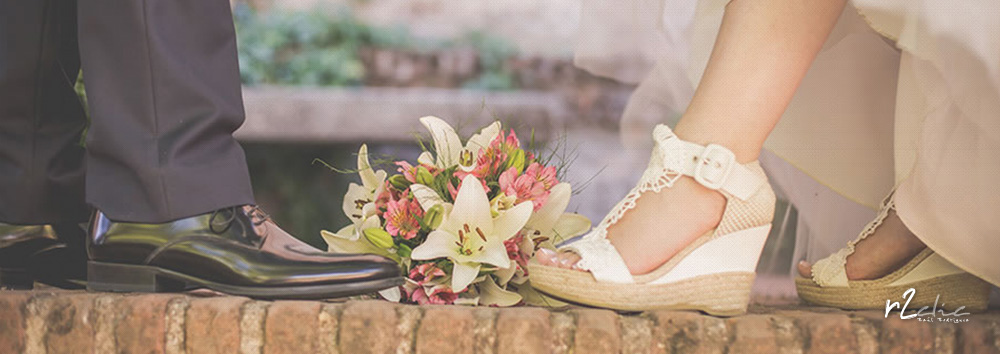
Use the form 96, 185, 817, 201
672, 126, 764, 164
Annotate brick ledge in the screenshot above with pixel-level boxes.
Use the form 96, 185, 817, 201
0, 290, 998, 353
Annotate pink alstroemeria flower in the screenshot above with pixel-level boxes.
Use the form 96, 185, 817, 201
455, 129, 522, 181
395, 161, 418, 183
384, 191, 424, 240
498, 163, 558, 211
407, 284, 459, 305
408, 263, 446, 286
504, 233, 529, 272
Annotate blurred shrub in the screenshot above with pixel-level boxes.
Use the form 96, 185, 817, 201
245, 142, 425, 249
244, 143, 357, 249
235, 6, 370, 86
458, 32, 517, 90
234, 4, 518, 90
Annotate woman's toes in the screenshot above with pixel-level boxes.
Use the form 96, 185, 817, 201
797, 261, 813, 278
535, 249, 583, 270
553, 253, 581, 269
558, 254, 576, 269
535, 248, 557, 265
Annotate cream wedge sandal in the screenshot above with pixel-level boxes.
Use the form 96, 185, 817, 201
527, 124, 775, 316
796, 192, 992, 312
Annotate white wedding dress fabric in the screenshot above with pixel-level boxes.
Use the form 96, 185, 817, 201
574, 0, 1000, 286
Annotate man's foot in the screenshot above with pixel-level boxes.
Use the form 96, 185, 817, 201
0, 223, 87, 290
798, 210, 926, 280
87, 206, 403, 299
537, 177, 727, 275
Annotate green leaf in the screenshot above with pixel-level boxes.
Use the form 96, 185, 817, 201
397, 243, 412, 259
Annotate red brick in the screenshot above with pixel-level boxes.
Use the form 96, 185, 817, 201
799, 313, 858, 354
573, 309, 620, 354
650, 311, 729, 354
496, 307, 551, 354
728, 315, 778, 353
115, 294, 182, 354
339, 300, 399, 354
0, 292, 31, 353
957, 318, 1000, 354
471, 308, 499, 354
880, 317, 935, 354
416, 306, 475, 354
264, 301, 321, 354
316, 304, 342, 354
186, 297, 249, 353
43, 293, 102, 354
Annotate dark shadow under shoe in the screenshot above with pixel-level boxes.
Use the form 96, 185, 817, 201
87, 206, 403, 300
0, 223, 87, 290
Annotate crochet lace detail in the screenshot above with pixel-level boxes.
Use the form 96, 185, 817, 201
590, 137, 685, 234
811, 191, 897, 287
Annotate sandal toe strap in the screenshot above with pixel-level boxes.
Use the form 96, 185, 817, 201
558, 234, 634, 284
811, 247, 850, 287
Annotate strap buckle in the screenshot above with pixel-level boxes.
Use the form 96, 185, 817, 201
693, 144, 735, 190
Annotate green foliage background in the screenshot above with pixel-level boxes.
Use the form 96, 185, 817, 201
234, 4, 518, 90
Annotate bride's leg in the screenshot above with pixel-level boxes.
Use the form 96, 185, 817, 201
538, 0, 848, 274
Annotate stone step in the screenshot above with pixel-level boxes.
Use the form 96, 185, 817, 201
234, 86, 578, 144
1, 290, 997, 353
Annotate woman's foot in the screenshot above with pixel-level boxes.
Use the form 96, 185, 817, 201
528, 125, 776, 314
798, 210, 926, 280
536, 177, 727, 275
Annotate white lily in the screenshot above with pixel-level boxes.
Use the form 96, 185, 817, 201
320, 218, 399, 262
514, 281, 570, 308
410, 175, 532, 292
493, 260, 519, 286
524, 183, 592, 247
478, 276, 523, 306
489, 193, 519, 218
378, 287, 402, 302
409, 183, 446, 212
417, 116, 501, 172
341, 144, 387, 240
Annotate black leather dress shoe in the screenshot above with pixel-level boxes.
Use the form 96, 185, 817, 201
0, 223, 87, 290
87, 206, 403, 299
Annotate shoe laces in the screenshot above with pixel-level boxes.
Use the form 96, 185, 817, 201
208, 206, 272, 244
246, 205, 273, 226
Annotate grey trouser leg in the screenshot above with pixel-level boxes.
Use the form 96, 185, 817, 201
77, 0, 255, 222
0, 0, 255, 224
0, 0, 89, 224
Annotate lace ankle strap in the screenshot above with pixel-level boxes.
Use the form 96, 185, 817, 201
653, 125, 765, 201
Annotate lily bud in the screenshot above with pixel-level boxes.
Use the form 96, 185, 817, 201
363, 228, 395, 249
415, 166, 435, 185
389, 174, 411, 190
423, 204, 444, 230
396, 243, 413, 258
506, 149, 526, 174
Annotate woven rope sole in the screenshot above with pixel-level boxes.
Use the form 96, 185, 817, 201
795, 273, 991, 312
529, 263, 755, 316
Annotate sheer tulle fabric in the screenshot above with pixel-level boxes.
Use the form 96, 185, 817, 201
574, 0, 1000, 285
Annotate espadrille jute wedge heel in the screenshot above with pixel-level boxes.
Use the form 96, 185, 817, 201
796, 191, 992, 312
527, 124, 775, 316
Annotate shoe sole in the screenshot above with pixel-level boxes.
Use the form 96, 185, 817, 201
795, 273, 991, 312
529, 263, 755, 316
529, 224, 772, 316
87, 261, 403, 300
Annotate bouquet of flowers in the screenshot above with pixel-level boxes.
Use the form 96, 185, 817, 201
322, 116, 591, 306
